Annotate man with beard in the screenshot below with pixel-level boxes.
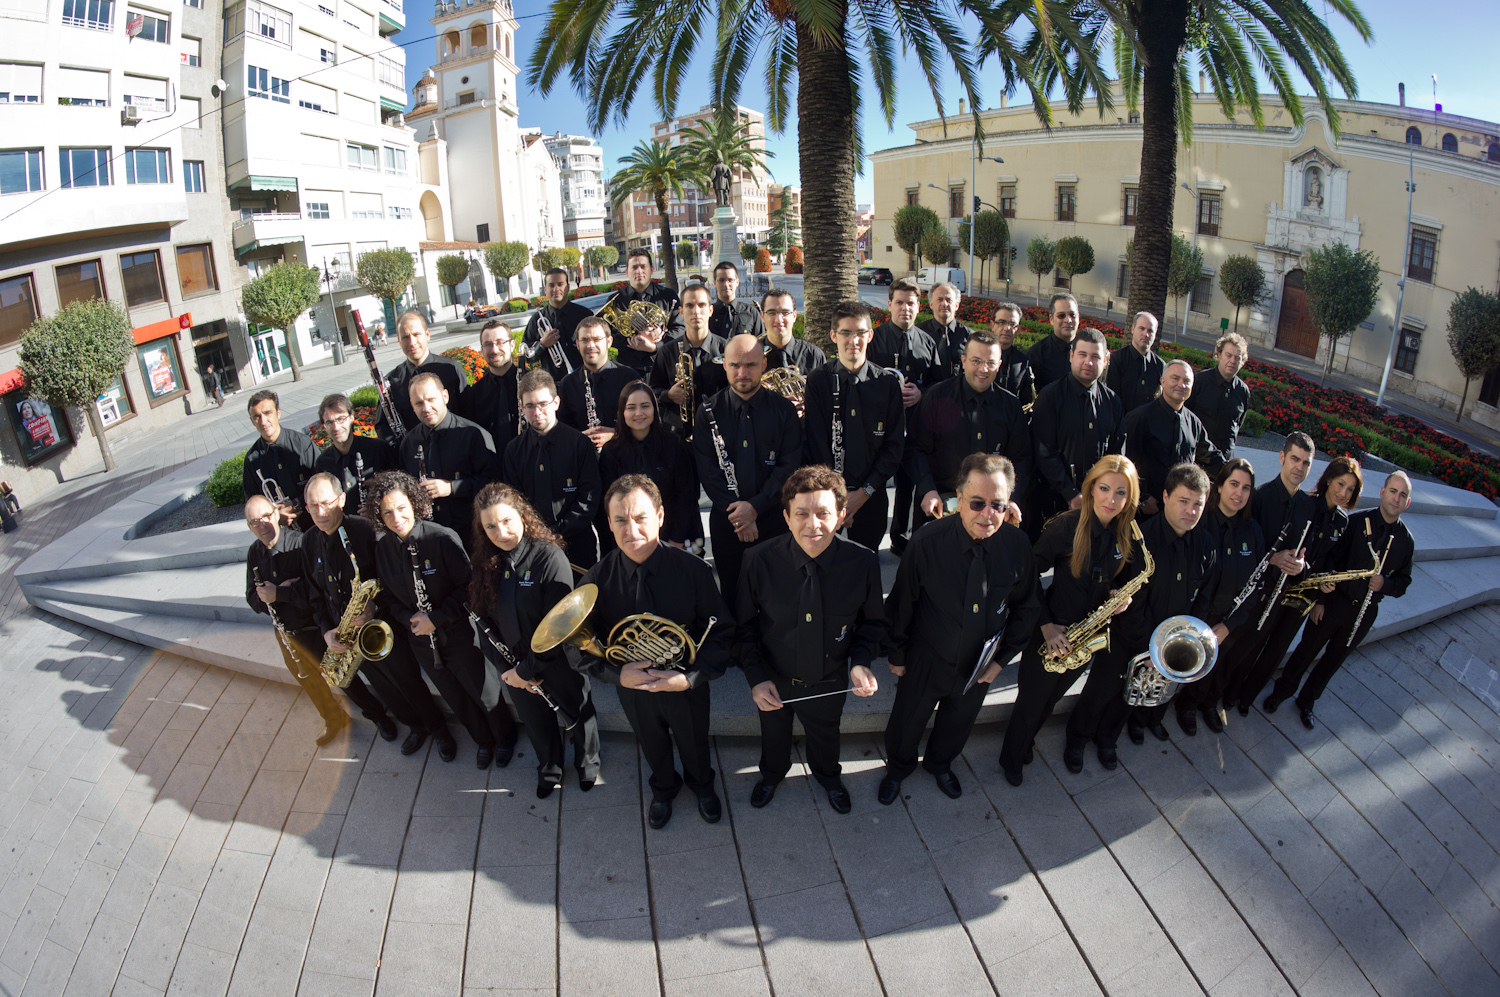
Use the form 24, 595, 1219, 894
521, 268, 587, 379
454, 320, 522, 455
759, 289, 825, 378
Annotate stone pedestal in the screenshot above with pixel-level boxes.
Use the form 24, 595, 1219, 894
713, 206, 740, 266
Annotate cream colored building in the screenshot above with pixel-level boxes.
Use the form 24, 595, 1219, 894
870, 89, 1500, 430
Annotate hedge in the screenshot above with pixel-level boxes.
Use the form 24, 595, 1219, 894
206, 451, 246, 508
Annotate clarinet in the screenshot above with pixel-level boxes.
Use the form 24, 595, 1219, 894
353, 453, 366, 510
1228, 521, 1287, 618
467, 605, 579, 730
831, 373, 845, 476
583, 369, 600, 429
356, 322, 405, 442
254, 567, 298, 662
408, 541, 442, 668
1347, 533, 1392, 648
416, 444, 428, 482
704, 407, 740, 497
1258, 520, 1311, 631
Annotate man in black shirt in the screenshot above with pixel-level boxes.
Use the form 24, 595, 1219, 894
802, 301, 905, 550
559, 316, 638, 449
1186, 333, 1253, 461
1124, 360, 1223, 516
879, 454, 1040, 804
920, 281, 974, 380
693, 333, 804, 607
505, 369, 602, 568
454, 321, 522, 455
600, 249, 683, 376
1027, 293, 1079, 392
399, 373, 498, 544
314, 393, 399, 509
244, 390, 319, 526
868, 280, 940, 555
576, 476, 732, 829
709, 261, 764, 341
759, 289, 825, 379
1105, 311, 1164, 414
1030, 327, 1125, 514
1269, 472, 1415, 729
989, 301, 1035, 406
520, 268, 587, 379
245, 495, 352, 745
909, 330, 1031, 532
650, 282, 728, 440
737, 466, 883, 813
375, 311, 467, 441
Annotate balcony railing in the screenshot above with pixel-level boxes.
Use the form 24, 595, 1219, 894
62, 13, 112, 30
381, 0, 401, 11
436, 0, 511, 15
439, 43, 492, 64
238, 209, 302, 221
444, 90, 486, 109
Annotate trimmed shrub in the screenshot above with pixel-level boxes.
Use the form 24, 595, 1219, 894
206, 451, 247, 508
349, 385, 379, 407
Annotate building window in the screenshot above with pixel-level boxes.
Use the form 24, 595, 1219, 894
1116, 263, 1130, 297
59, 148, 111, 188
248, 65, 290, 103
319, 46, 336, 64
0, 62, 42, 103
1191, 275, 1212, 313
377, 55, 401, 88
224, 0, 292, 47
1407, 228, 1437, 283
1479, 365, 1500, 408
56, 260, 105, 307
136, 337, 186, 403
120, 249, 166, 306
948, 186, 964, 219
175, 244, 218, 296
124, 148, 169, 184
1394, 327, 1421, 374
905, 188, 918, 207
1128, 111, 1141, 124
1057, 184, 1076, 222
180, 35, 201, 66
1405, 126, 1421, 146
306, 201, 329, 219
1053, 268, 1070, 289
346, 142, 377, 170
388, 206, 410, 220
1122, 186, 1138, 226
1489, 143, 1500, 163
128, 9, 170, 43
1196, 194, 1221, 237
476, 223, 490, 243
184, 0, 201, 8
1442, 133, 1458, 153
1, 273, 38, 347
183, 160, 205, 192
999, 184, 1015, 219
382, 146, 406, 174
0, 149, 43, 194
62, 0, 114, 31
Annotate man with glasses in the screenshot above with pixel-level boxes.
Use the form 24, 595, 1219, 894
802, 301, 905, 550
314, 392, 399, 507
454, 320, 523, 455
650, 282, 728, 439
709, 261, 764, 340
559, 316, 638, 449
1105, 311, 1164, 414
989, 302, 1035, 406
521, 267, 588, 380
759, 289, 824, 378
505, 369, 603, 568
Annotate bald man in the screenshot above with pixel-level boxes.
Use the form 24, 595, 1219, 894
398, 371, 498, 545
692, 333, 804, 606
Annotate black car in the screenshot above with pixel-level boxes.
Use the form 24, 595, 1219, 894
858, 266, 894, 285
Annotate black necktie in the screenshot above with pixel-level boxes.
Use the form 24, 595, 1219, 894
796, 561, 822, 681
961, 545, 988, 658
734, 401, 757, 497
534, 434, 554, 522
496, 555, 521, 649
634, 562, 650, 614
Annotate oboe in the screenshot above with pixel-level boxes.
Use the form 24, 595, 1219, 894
1229, 522, 1287, 618
355, 316, 405, 442
704, 407, 740, 497
1346, 530, 1391, 647
830, 373, 845, 476
1258, 520, 1311, 631
408, 541, 442, 668
467, 605, 579, 729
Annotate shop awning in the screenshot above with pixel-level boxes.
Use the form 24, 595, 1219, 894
131, 313, 191, 345
235, 233, 303, 254
230, 175, 299, 192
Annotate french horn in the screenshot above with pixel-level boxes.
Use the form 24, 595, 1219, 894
531, 583, 716, 671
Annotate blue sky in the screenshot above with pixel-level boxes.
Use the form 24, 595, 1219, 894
395, 0, 1500, 206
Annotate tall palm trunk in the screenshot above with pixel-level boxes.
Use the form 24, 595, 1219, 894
655, 189, 679, 291
1126, 1, 1189, 325
796, 15, 857, 353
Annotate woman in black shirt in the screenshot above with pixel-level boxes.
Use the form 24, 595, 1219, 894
999, 455, 1143, 785
470, 482, 601, 798
597, 380, 704, 555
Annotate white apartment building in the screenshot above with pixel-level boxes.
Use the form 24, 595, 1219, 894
222, 0, 436, 362
1, 0, 246, 505
542, 131, 606, 255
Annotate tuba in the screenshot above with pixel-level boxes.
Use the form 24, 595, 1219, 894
1122, 615, 1218, 707
320, 576, 395, 687
531, 583, 717, 671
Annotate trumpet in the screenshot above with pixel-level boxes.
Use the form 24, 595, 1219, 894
256, 467, 290, 508
525, 312, 574, 374
531, 583, 717, 672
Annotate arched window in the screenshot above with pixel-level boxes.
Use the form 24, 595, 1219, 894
469, 23, 485, 48
1442, 133, 1458, 153
1405, 127, 1422, 146
1488, 143, 1500, 163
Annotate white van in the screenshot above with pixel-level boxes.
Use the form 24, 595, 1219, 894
914, 266, 967, 293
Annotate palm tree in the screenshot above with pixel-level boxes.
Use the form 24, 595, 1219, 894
607, 139, 708, 292
1004, 0, 1372, 325
529, 0, 1025, 343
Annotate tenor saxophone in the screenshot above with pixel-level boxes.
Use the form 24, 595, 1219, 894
675, 351, 695, 431
320, 573, 393, 688
1042, 520, 1155, 673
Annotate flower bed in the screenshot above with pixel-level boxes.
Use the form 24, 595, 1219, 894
442, 345, 486, 386
305, 406, 379, 449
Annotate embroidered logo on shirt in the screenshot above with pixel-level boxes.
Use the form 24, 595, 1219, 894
520, 570, 533, 587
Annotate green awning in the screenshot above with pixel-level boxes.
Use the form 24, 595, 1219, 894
235, 234, 303, 254
231, 175, 299, 192
380, 96, 407, 112
379, 12, 401, 33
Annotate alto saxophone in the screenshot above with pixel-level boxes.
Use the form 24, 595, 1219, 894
675, 351, 695, 431
1043, 520, 1155, 673
1279, 547, 1380, 617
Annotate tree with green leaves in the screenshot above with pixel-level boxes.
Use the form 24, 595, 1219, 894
18, 298, 133, 471
677, 240, 696, 267
681, 110, 774, 203
532, 247, 567, 275
740, 240, 758, 263
1166, 235, 1205, 337
529, 0, 1029, 350
242, 261, 320, 382
559, 247, 583, 283
1012, 1, 1371, 329
355, 247, 417, 333
920, 227, 953, 274
606, 140, 706, 292
1446, 287, 1500, 421
1218, 254, 1267, 332
483, 240, 529, 300
585, 244, 619, 281
1026, 236, 1057, 305
1303, 241, 1381, 385
768, 197, 801, 259
893, 204, 942, 274
1055, 235, 1096, 289
435, 254, 471, 319
957, 209, 1007, 292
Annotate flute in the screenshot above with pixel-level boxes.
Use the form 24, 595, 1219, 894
1346, 533, 1392, 647
1257, 520, 1312, 631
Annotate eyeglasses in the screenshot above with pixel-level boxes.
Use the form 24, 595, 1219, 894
967, 498, 1008, 513
964, 358, 998, 370
991, 319, 1017, 329
763, 308, 794, 317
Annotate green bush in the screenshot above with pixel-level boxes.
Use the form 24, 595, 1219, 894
348, 384, 379, 407
206, 450, 247, 508
1241, 410, 1268, 437
506, 298, 529, 313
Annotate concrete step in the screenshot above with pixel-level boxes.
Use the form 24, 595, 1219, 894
24, 563, 257, 623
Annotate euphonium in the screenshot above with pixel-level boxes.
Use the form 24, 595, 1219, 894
1043, 520, 1154, 673
1122, 615, 1218, 707
320, 575, 395, 688
531, 583, 717, 671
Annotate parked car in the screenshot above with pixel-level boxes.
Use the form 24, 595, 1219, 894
913, 266, 967, 293
858, 266, 894, 285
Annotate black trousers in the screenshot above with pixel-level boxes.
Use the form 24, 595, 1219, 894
410, 629, 515, 749
563, 528, 599, 570
1272, 595, 1374, 709
1177, 623, 1255, 714
1066, 646, 1134, 749
1231, 603, 1309, 711
284, 627, 351, 729
363, 639, 447, 734
999, 636, 1083, 772
709, 510, 785, 610
617, 682, 715, 802
889, 467, 915, 548
510, 661, 601, 785
843, 486, 889, 552
883, 653, 988, 780
341, 673, 392, 724
758, 676, 848, 790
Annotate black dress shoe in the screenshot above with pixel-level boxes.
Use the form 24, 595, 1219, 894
648, 799, 672, 829
1127, 720, 1146, 746
1023, 742, 1035, 766
400, 729, 428, 756
1237, 703, 1250, 717
1300, 707, 1316, 730
1262, 695, 1283, 714
493, 739, 516, 768
877, 775, 901, 805
577, 772, 596, 792
826, 784, 852, 814
475, 746, 494, 770
697, 792, 722, 824
1097, 744, 1119, 770
1176, 709, 1198, 736
749, 782, 776, 809
1063, 739, 1086, 774
934, 770, 962, 799
1148, 720, 1171, 742
435, 733, 458, 763
1202, 707, 1225, 733
1003, 766, 1023, 788
536, 782, 556, 799
374, 716, 399, 742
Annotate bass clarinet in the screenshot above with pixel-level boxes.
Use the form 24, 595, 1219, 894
355, 313, 405, 442
408, 541, 442, 668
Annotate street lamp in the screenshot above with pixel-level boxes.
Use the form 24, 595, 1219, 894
1179, 179, 1200, 343
1377, 146, 1417, 409
320, 256, 347, 365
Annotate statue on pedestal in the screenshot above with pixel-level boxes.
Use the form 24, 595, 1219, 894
711, 163, 733, 209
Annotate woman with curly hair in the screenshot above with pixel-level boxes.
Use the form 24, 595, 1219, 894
597, 381, 702, 555
363, 471, 518, 769
470, 482, 600, 798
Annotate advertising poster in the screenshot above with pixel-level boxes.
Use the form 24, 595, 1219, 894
4, 393, 74, 467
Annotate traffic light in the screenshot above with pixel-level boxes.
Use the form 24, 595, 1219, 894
1009, 246, 1018, 261
973, 195, 981, 213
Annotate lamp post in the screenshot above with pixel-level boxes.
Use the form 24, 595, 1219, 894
320, 257, 346, 365
927, 144, 1004, 295
1377, 146, 1417, 409
1178, 179, 1200, 343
